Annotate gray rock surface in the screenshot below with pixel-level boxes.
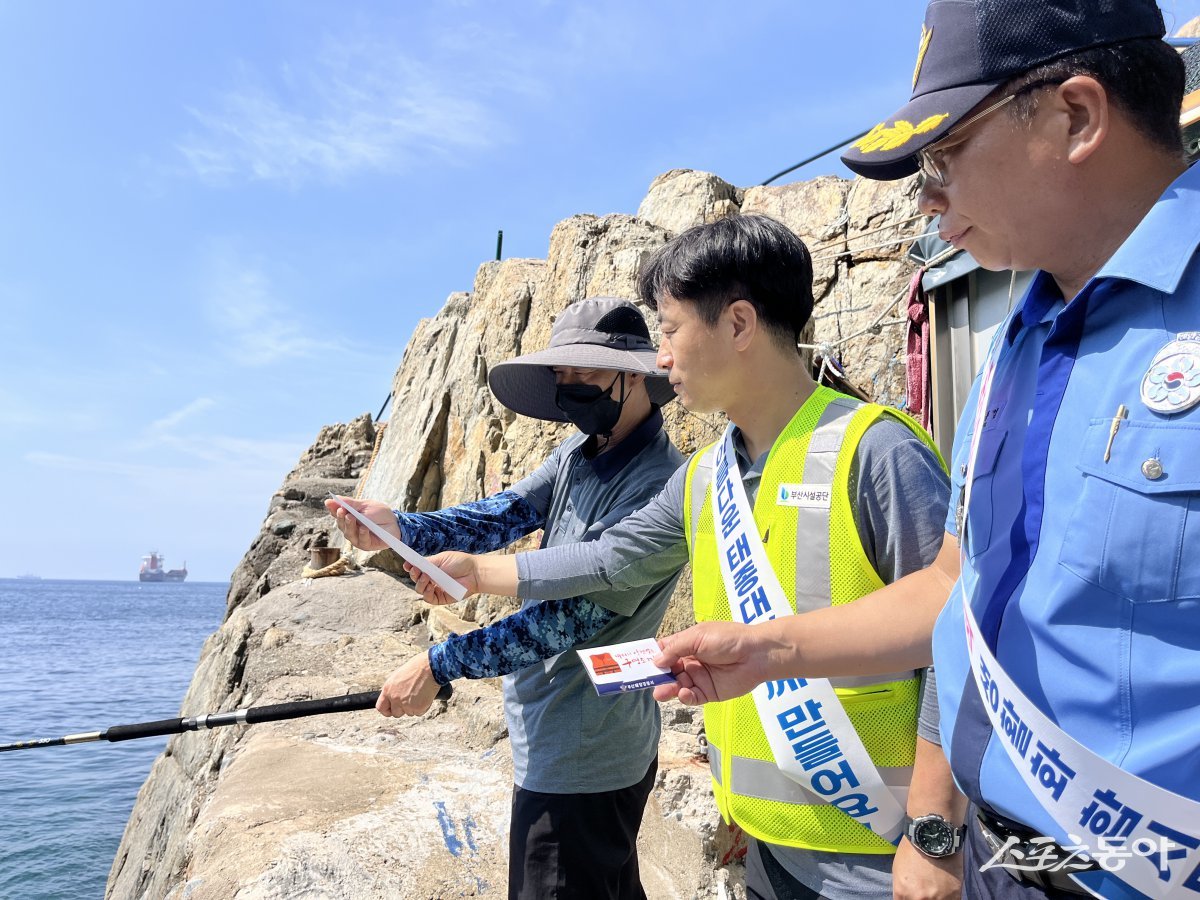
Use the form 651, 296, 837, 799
226, 414, 379, 614
636, 169, 742, 235
109, 166, 921, 899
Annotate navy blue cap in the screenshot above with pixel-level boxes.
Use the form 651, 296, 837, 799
841, 0, 1167, 181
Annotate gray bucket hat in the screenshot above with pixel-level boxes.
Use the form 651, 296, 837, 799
488, 297, 676, 422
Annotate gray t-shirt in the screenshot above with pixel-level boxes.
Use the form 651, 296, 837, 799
516, 416, 950, 898
504, 414, 683, 794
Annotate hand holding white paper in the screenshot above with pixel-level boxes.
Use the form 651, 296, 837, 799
326, 494, 468, 602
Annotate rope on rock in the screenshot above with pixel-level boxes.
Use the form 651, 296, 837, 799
355, 421, 389, 500
302, 555, 355, 579
810, 229, 928, 264
302, 419, 391, 579
806, 213, 927, 256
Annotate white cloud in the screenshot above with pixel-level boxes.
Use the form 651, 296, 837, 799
206, 263, 349, 366
151, 433, 304, 469
19, 441, 307, 581
25, 451, 164, 479
27, 431, 303, 477
148, 397, 215, 433
176, 30, 540, 185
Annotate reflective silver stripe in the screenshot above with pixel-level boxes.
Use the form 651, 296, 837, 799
799, 400, 919, 687
791, 397, 859, 614
708, 741, 723, 785
829, 672, 917, 688
729, 754, 913, 806
687, 448, 715, 552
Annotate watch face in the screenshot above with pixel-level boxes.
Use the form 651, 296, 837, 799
914, 819, 954, 855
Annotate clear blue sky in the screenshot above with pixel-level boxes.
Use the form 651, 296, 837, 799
3, 1, 1197, 582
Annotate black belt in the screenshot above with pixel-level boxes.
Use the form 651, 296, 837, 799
976, 809, 1101, 896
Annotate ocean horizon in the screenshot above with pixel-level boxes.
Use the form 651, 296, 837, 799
0, 578, 228, 900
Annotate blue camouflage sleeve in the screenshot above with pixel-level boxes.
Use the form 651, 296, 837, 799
393, 490, 544, 556
427, 596, 617, 683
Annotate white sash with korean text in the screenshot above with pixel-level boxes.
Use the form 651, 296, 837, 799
713, 425, 905, 844
960, 315, 1200, 898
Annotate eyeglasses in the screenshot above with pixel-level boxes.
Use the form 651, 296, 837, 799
917, 80, 1063, 187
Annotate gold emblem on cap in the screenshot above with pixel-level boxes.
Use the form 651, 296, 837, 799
853, 114, 949, 154
913, 24, 933, 89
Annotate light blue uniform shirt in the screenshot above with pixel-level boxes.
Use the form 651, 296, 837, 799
934, 163, 1200, 849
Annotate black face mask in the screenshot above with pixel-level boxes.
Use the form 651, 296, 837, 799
554, 372, 625, 438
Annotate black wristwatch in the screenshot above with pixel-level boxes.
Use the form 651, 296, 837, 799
903, 814, 966, 858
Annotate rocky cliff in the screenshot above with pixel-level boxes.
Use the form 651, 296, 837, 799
107, 168, 923, 900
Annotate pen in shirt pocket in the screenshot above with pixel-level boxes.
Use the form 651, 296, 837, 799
1103, 404, 1128, 463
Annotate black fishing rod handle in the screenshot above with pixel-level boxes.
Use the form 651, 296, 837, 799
242, 684, 452, 724
105, 717, 187, 743
243, 691, 381, 724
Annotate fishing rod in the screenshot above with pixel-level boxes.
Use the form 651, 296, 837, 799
0, 684, 452, 753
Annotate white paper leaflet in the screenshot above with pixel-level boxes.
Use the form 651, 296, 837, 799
327, 494, 468, 602
577, 638, 676, 696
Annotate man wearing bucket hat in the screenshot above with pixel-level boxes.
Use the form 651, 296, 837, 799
638, 2, 1197, 898
327, 296, 683, 899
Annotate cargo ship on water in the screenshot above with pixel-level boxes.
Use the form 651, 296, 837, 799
139, 552, 187, 582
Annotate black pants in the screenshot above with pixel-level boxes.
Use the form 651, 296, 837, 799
508, 757, 657, 900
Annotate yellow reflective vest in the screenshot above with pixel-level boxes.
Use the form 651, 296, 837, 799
683, 386, 945, 853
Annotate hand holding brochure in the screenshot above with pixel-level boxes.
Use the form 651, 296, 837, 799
578, 639, 676, 695
326, 494, 468, 602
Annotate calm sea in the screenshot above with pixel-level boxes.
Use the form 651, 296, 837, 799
0, 578, 228, 900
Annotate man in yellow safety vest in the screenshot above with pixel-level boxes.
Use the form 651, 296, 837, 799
404, 214, 958, 900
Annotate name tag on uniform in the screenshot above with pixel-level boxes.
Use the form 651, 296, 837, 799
776, 483, 832, 508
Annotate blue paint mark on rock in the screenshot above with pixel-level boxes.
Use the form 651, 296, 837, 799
434, 801, 463, 857
462, 816, 479, 854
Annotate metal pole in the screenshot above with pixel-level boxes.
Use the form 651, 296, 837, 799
376, 392, 392, 422
495, 229, 503, 261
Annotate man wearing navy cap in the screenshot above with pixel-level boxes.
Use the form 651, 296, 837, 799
652, 1, 1199, 897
